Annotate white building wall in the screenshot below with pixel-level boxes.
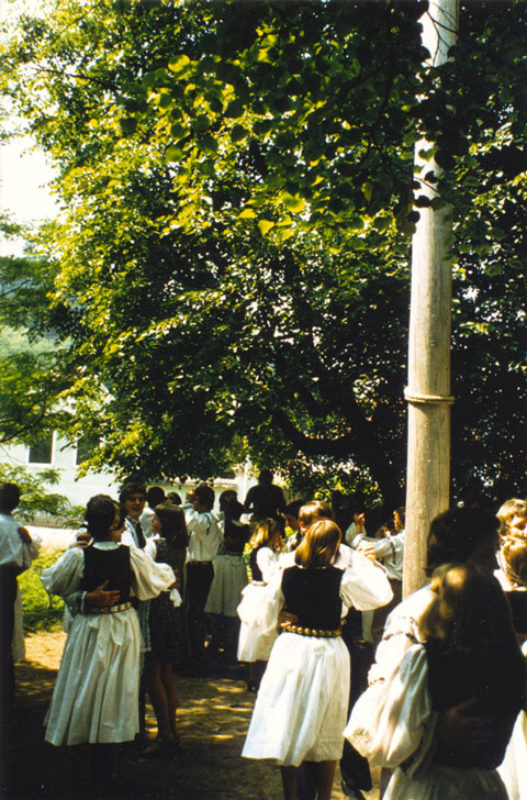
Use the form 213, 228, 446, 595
0, 434, 116, 507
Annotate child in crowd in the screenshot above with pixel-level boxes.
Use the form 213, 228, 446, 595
237, 518, 283, 691
205, 498, 250, 661
41, 495, 176, 789
346, 563, 526, 800
144, 501, 188, 757
242, 519, 392, 800
282, 499, 305, 552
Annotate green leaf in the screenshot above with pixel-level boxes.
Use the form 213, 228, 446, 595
283, 195, 306, 214
238, 208, 257, 220
225, 100, 244, 119
168, 55, 191, 75
120, 117, 137, 136
231, 124, 248, 143
361, 182, 373, 203
258, 219, 275, 236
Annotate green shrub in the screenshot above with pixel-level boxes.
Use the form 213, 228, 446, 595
18, 549, 65, 633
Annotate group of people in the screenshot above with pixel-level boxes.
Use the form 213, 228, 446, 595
2, 475, 527, 800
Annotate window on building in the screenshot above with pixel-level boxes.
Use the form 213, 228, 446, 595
28, 434, 54, 464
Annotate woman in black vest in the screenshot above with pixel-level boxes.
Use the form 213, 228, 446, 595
41, 495, 175, 790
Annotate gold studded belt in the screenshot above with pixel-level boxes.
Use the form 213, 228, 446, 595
283, 624, 341, 638
93, 602, 132, 615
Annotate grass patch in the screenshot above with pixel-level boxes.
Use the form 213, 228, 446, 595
19, 549, 65, 633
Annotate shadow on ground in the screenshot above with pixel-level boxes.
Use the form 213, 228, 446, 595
2, 633, 378, 800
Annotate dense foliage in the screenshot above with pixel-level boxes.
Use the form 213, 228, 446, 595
1, 0, 525, 507
18, 549, 65, 633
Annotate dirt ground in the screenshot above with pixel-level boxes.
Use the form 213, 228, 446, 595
3, 632, 380, 800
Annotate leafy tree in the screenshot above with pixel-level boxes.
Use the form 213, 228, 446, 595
0, 215, 72, 445
1, 0, 525, 507
0, 462, 83, 524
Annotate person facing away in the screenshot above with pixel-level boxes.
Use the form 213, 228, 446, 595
346, 562, 526, 800
243, 469, 287, 522
367, 505, 503, 797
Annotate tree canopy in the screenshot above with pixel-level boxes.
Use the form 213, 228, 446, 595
1, 0, 526, 507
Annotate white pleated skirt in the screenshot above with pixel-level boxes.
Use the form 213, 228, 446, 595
45, 607, 141, 746
242, 631, 350, 766
205, 554, 248, 617
385, 764, 510, 800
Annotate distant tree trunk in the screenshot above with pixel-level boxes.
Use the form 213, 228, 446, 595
404, 0, 459, 596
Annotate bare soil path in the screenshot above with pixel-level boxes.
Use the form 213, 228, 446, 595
4, 632, 379, 800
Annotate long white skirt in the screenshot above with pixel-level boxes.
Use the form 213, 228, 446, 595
385, 763, 509, 800
45, 607, 141, 746
205, 555, 248, 617
498, 709, 527, 800
242, 631, 350, 766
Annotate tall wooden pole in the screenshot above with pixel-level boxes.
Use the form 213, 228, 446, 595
403, 0, 459, 597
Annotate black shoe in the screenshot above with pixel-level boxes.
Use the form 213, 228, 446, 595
341, 781, 367, 800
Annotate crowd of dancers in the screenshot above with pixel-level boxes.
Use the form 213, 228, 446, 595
1, 476, 526, 800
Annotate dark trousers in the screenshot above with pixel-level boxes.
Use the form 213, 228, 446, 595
340, 611, 374, 794
186, 562, 214, 669
0, 566, 17, 717
0, 564, 17, 784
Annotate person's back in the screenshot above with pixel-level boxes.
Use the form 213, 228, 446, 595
244, 470, 286, 521
346, 563, 526, 799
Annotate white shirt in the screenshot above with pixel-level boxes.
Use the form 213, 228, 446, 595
139, 507, 155, 538
183, 505, 222, 562
371, 532, 405, 581
122, 517, 157, 559
0, 513, 24, 569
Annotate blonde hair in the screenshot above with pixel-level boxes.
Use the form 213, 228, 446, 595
501, 536, 527, 587
298, 500, 332, 527
295, 519, 341, 567
250, 518, 282, 551
497, 498, 527, 530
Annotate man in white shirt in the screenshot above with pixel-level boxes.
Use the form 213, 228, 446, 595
0, 483, 32, 731
184, 484, 222, 674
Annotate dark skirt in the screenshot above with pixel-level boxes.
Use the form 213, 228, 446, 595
148, 591, 186, 664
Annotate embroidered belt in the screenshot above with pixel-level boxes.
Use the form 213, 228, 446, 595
283, 624, 341, 638
94, 602, 132, 615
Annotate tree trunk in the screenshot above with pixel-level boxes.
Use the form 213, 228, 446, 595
404, 0, 459, 596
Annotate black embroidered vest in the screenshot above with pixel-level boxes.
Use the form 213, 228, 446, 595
80, 545, 133, 603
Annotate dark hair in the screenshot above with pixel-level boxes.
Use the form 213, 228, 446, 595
295, 519, 341, 567
86, 495, 120, 541
219, 489, 238, 512
166, 491, 182, 505
194, 484, 215, 512
426, 508, 499, 574
0, 483, 21, 513
154, 501, 189, 549
223, 498, 244, 522
258, 469, 273, 485
284, 499, 305, 519
421, 563, 519, 651
146, 486, 166, 508
119, 482, 146, 504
